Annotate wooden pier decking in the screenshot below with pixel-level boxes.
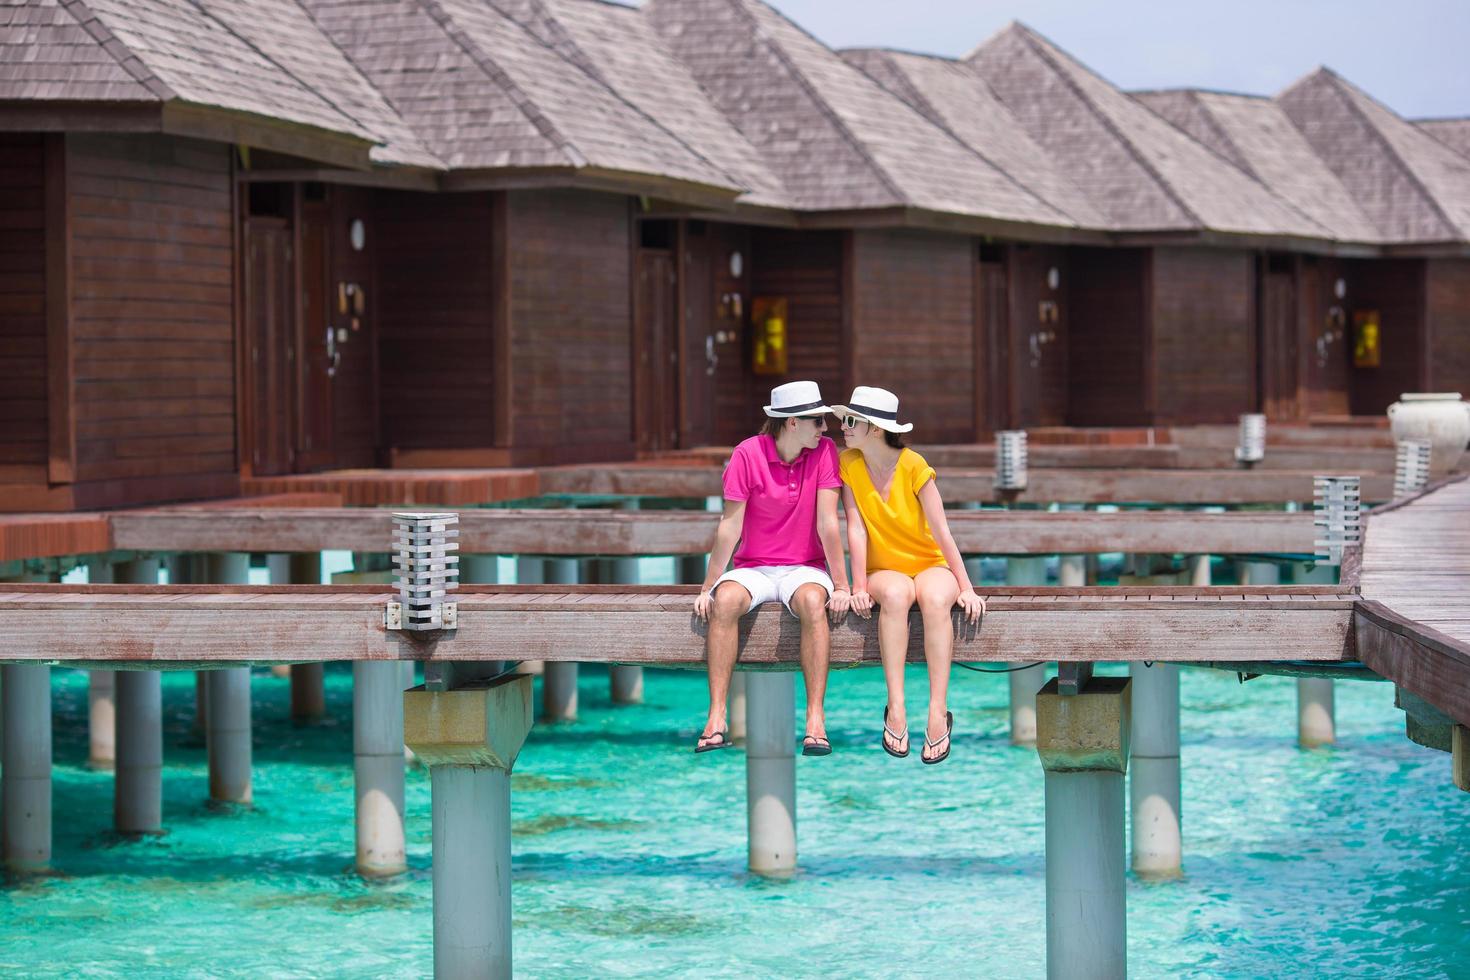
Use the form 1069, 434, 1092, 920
1355, 475, 1470, 726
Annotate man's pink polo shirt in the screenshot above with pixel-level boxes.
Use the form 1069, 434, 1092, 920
723, 433, 841, 570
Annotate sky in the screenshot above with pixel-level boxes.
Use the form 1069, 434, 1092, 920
642, 1, 1470, 120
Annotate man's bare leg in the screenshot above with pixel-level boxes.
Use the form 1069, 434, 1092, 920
790, 583, 831, 742
701, 582, 752, 747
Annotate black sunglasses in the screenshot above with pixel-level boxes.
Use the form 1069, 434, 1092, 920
841, 415, 867, 429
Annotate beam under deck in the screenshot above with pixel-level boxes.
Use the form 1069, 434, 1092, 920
0, 584, 1356, 668
104, 508, 1318, 557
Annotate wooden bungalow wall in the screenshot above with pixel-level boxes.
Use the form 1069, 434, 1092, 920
1067, 247, 1150, 427
1344, 257, 1427, 416
1427, 258, 1470, 396
848, 229, 975, 442
1150, 247, 1257, 424
0, 134, 47, 485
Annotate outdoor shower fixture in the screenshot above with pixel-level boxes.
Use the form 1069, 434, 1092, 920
1235, 413, 1266, 464
1394, 440, 1433, 498
1313, 476, 1362, 566
388, 512, 460, 631
994, 430, 1029, 490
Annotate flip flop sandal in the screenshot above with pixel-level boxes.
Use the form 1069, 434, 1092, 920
802, 735, 832, 757
922, 711, 953, 766
882, 705, 910, 759
695, 730, 733, 753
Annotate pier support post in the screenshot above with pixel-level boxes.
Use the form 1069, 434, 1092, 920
278, 553, 326, 722
114, 558, 163, 835
354, 661, 406, 876
1292, 562, 1337, 747
1058, 554, 1086, 588
86, 559, 116, 770
513, 558, 546, 677
2, 664, 51, 872
204, 553, 252, 804
541, 559, 579, 722
406, 675, 533, 980
745, 672, 796, 875
1006, 557, 1049, 745
607, 553, 644, 704
1037, 676, 1130, 980
1128, 663, 1180, 878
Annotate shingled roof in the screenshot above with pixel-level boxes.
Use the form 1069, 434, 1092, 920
300, 0, 741, 199
1416, 118, 1470, 160
841, 47, 1107, 228
645, 0, 1077, 230
484, 0, 790, 207
1134, 88, 1380, 243
966, 22, 1329, 240
1278, 68, 1470, 244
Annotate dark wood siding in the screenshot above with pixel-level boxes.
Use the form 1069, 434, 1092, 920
0, 134, 47, 477
1346, 257, 1427, 416
376, 190, 496, 452
685, 221, 753, 448
1007, 244, 1068, 426
67, 133, 237, 505
749, 228, 845, 417
1258, 255, 1301, 420
1299, 256, 1349, 417
1067, 247, 1149, 426
326, 186, 377, 466
1151, 247, 1255, 424
1427, 258, 1470, 397
850, 229, 974, 441
508, 189, 632, 460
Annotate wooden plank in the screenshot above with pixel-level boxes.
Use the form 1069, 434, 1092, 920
1355, 601, 1470, 727
0, 585, 1354, 668
106, 506, 1317, 557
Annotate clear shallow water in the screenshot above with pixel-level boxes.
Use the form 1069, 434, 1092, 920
2, 664, 1466, 978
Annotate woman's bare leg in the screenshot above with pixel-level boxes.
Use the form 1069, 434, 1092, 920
915, 566, 960, 761
868, 569, 916, 753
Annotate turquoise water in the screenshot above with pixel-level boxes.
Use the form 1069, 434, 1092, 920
2, 664, 1466, 978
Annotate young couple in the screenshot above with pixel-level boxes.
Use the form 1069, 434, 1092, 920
693, 381, 985, 764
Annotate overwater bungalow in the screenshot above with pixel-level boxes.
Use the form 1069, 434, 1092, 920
3, 0, 1469, 514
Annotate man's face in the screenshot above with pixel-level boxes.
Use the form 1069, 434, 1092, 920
792, 414, 827, 449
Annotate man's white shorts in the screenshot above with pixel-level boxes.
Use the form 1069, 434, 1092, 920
713, 564, 833, 616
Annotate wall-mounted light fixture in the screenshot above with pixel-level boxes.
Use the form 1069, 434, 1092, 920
1046, 266, 1060, 290
1333, 277, 1346, 299
350, 218, 367, 252
729, 251, 744, 278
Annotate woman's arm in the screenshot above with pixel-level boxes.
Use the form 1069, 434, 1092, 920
695, 499, 746, 620
842, 484, 874, 618
815, 487, 850, 617
919, 480, 985, 623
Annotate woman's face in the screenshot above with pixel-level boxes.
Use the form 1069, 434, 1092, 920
841, 415, 876, 449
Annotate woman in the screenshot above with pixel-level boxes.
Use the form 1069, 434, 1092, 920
833, 386, 984, 765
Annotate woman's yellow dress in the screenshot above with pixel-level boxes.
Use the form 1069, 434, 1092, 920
839, 447, 947, 576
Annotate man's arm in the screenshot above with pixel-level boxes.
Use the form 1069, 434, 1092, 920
695, 498, 746, 620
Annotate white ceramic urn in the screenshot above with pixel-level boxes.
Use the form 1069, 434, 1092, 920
1387, 392, 1470, 475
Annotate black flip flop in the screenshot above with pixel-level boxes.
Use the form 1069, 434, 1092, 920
922, 711, 953, 766
802, 735, 832, 757
881, 705, 910, 759
695, 730, 733, 753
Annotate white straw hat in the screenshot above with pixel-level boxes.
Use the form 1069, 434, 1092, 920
830, 386, 914, 433
763, 380, 832, 418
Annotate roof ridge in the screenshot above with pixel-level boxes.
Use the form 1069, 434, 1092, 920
57, 0, 175, 101
852, 53, 1080, 225
724, 0, 907, 205
1154, 89, 1259, 182
486, 0, 745, 189
292, 0, 445, 168
182, 0, 374, 143
1319, 73, 1460, 239
1012, 26, 1204, 228
416, 0, 588, 168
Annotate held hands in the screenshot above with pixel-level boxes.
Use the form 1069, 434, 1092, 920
694, 589, 715, 622
957, 589, 986, 624
849, 589, 874, 619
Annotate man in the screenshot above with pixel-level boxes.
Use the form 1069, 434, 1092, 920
694, 380, 850, 755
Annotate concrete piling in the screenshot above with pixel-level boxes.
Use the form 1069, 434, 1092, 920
1293, 562, 1338, 747
85, 559, 116, 770
745, 672, 797, 875
1006, 557, 1049, 745
1, 664, 51, 873
114, 558, 163, 836
541, 558, 579, 722
278, 553, 326, 723
513, 558, 546, 677
1128, 662, 1181, 878
354, 661, 407, 876
1037, 676, 1131, 980
406, 675, 533, 979
204, 552, 252, 805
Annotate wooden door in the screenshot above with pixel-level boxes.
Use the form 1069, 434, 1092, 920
246, 219, 293, 475
1259, 258, 1299, 419
296, 199, 334, 470
1300, 258, 1349, 416
682, 231, 716, 447
1009, 246, 1068, 427
976, 254, 1010, 434
633, 249, 678, 452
